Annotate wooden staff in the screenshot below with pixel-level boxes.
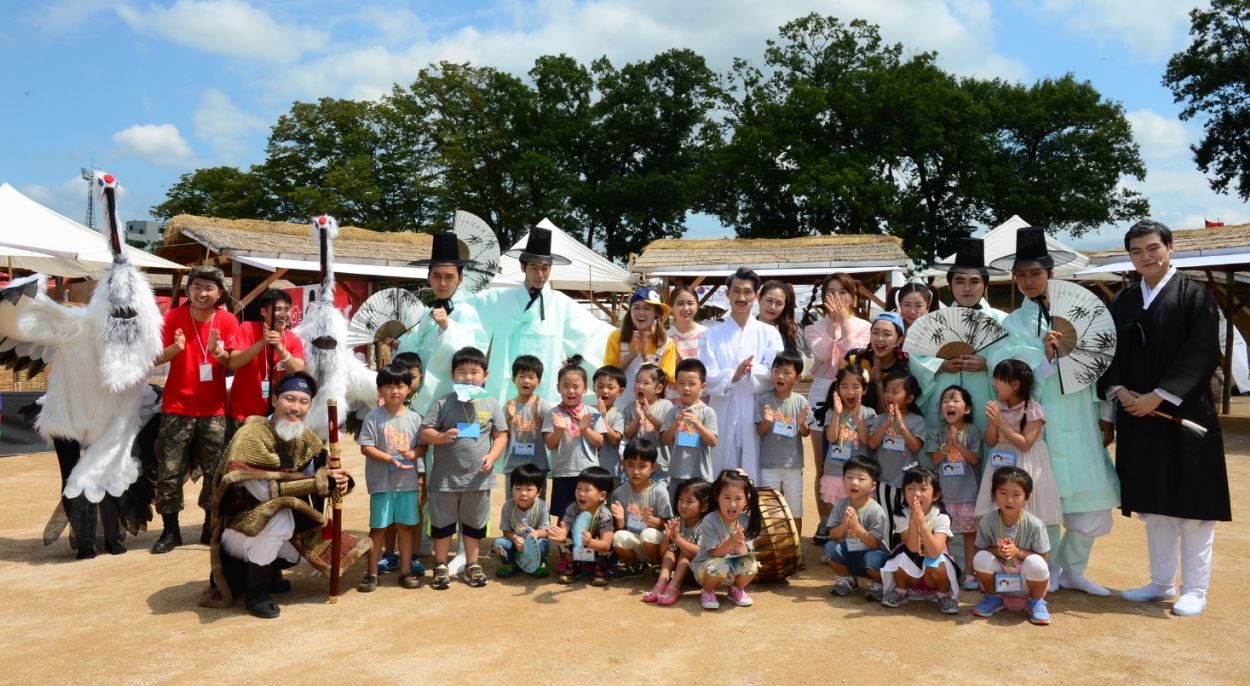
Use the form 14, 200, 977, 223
327, 398, 343, 603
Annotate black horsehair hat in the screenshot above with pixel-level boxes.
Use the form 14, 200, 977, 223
933, 237, 1004, 275
409, 232, 473, 268
503, 226, 572, 266
988, 226, 1077, 272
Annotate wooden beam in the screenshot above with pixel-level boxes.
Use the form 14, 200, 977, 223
689, 275, 706, 290
1224, 269, 1235, 415
581, 290, 616, 323
1093, 282, 1115, 301
235, 268, 289, 314
170, 271, 183, 308
697, 285, 718, 308
857, 284, 886, 311
230, 259, 243, 311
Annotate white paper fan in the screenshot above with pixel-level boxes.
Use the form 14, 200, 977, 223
1045, 280, 1117, 394
453, 210, 500, 294
345, 288, 426, 347
902, 307, 1008, 359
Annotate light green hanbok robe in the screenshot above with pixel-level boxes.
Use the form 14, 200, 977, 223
909, 300, 1009, 436
396, 290, 486, 416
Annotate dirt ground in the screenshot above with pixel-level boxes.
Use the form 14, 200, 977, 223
3, 403, 1249, 686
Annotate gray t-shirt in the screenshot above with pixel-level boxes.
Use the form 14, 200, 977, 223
358, 405, 423, 494
975, 510, 1051, 555
754, 391, 810, 469
504, 397, 553, 473
542, 404, 607, 478
561, 502, 615, 537
894, 507, 954, 546
498, 498, 551, 534
867, 412, 928, 488
820, 405, 877, 477
825, 496, 888, 548
662, 402, 718, 480
693, 511, 754, 568
596, 406, 626, 479
610, 482, 674, 529
421, 394, 506, 492
621, 399, 673, 472
923, 423, 985, 505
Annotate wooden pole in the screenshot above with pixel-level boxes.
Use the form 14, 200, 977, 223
1223, 269, 1234, 415
230, 258, 243, 312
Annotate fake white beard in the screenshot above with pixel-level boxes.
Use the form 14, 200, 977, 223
92, 258, 162, 392
273, 417, 307, 443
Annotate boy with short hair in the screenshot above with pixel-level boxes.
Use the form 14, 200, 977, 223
548, 466, 616, 586
661, 358, 719, 502
755, 350, 811, 535
492, 463, 552, 578
592, 365, 627, 483
823, 455, 890, 600
386, 352, 428, 575
419, 346, 508, 590
357, 365, 424, 592
610, 438, 674, 577
504, 355, 552, 492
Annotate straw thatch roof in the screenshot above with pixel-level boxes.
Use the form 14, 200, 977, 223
160, 215, 432, 265
1087, 222, 1250, 260
632, 234, 907, 271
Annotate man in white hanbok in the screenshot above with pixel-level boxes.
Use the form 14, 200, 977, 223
697, 268, 783, 480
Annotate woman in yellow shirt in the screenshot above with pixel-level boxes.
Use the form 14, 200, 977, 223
604, 288, 677, 409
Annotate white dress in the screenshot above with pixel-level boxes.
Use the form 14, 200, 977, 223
974, 400, 1063, 526
697, 316, 783, 480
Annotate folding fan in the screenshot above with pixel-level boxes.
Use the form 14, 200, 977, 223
902, 307, 1008, 359
345, 287, 426, 347
453, 210, 501, 294
1045, 280, 1117, 394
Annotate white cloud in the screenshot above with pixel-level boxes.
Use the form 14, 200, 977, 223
116, 0, 328, 64
1040, 0, 1199, 61
22, 0, 111, 34
1127, 109, 1191, 163
20, 177, 92, 225
192, 89, 267, 163
112, 124, 196, 166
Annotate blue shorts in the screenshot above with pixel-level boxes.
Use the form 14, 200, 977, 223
822, 540, 888, 577
370, 490, 420, 529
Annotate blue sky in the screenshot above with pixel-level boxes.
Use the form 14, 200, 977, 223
2, 0, 1244, 253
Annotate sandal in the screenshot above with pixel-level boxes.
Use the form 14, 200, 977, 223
556, 559, 575, 584
431, 564, 451, 590
657, 584, 680, 606
591, 563, 609, 587
643, 581, 667, 603
357, 574, 378, 593
464, 563, 488, 588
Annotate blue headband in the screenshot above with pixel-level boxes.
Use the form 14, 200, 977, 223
874, 311, 905, 332
274, 375, 315, 398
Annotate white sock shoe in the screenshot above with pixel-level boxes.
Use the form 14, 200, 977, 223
1122, 583, 1175, 602
1172, 592, 1207, 617
1059, 571, 1111, 597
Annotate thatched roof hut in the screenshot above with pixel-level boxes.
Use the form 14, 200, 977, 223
632, 234, 907, 276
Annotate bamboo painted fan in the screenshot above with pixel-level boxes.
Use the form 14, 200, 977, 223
345, 287, 425, 347
453, 210, 501, 294
902, 307, 1008, 359
1044, 280, 1117, 394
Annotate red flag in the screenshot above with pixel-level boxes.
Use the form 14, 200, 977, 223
1205, 219, 1225, 228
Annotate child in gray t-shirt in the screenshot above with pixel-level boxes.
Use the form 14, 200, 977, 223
622, 363, 673, 486
822, 455, 889, 600
923, 385, 985, 589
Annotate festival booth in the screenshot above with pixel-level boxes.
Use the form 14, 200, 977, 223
1079, 221, 1250, 414
630, 233, 910, 317
497, 218, 633, 324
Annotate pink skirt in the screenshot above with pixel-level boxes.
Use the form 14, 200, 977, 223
946, 501, 979, 534
819, 475, 847, 503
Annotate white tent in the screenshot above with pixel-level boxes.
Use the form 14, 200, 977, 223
497, 218, 633, 293
0, 183, 183, 277
920, 215, 1111, 284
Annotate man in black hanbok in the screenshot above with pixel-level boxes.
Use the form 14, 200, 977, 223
1099, 220, 1231, 617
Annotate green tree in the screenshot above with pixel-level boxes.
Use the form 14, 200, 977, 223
1165, 0, 1250, 200
151, 166, 272, 221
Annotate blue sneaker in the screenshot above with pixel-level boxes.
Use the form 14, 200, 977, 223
410, 556, 426, 576
377, 553, 399, 574
973, 593, 1005, 617
1027, 598, 1051, 625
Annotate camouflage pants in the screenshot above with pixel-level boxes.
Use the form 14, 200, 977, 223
224, 417, 247, 447
154, 413, 227, 515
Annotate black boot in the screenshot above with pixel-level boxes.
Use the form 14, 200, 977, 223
200, 510, 213, 545
67, 495, 97, 560
244, 563, 281, 619
151, 512, 182, 554
100, 496, 126, 555
269, 557, 297, 594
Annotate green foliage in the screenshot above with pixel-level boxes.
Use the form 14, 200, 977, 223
1165, 0, 1250, 200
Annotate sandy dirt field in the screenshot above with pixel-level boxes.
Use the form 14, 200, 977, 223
3, 402, 1249, 685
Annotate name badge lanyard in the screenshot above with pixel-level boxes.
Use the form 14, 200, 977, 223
996, 512, 1023, 572
946, 426, 966, 462
191, 310, 217, 381
917, 507, 939, 558
838, 409, 859, 452
629, 483, 654, 526
511, 502, 533, 533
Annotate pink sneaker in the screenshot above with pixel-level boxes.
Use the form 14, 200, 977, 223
657, 585, 680, 606
700, 590, 720, 609
727, 586, 754, 607
642, 582, 666, 603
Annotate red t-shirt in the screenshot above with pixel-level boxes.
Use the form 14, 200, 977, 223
161, 305, 239, 417
227, 322, 306, 420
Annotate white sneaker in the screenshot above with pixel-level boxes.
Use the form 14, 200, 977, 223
831, 576, 858, 596
1059, 571, 1111, 597
1122, 584, 1175, 603
1172, 592, 1207, 617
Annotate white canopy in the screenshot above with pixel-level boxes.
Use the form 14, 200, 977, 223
920, 215, 1111, 284
497, 218, 633, 293
0, 182, 183, 278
